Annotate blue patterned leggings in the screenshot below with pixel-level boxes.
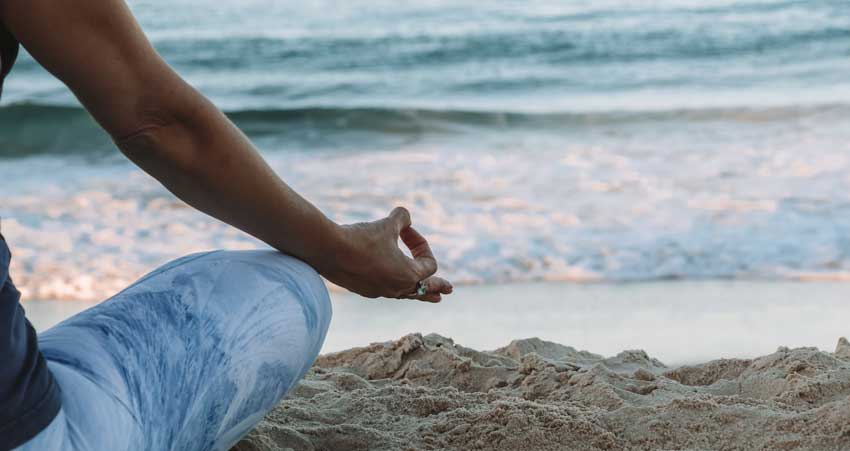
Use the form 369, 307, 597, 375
14, 250, 332, 451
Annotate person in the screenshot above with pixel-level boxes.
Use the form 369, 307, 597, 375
0, 1, 453, 450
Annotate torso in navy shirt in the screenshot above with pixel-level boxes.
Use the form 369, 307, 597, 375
0, 21, 63, 449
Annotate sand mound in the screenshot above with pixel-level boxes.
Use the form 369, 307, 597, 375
232, 334, 850, 451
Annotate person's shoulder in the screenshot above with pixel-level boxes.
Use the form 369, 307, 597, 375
0, 19, 19, 94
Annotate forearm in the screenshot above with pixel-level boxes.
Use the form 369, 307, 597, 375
115, 91, 342, 269
4, 0, 450, 301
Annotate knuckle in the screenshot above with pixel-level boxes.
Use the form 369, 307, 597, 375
419, 261, 437, 278
393, 206, 411, 223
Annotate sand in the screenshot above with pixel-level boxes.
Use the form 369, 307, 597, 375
231, 333, 850, 451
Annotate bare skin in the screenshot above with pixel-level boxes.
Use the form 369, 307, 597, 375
0, 0, 452, 302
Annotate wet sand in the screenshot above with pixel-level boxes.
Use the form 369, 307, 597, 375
27, 280, 850, 366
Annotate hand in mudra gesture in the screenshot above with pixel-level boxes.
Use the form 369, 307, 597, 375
320, 207, 453, 303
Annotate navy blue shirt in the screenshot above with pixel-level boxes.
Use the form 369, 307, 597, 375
0, 235, 61, 449
1, 22, 63, 448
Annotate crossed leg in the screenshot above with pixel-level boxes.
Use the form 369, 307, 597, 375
16, 250, 332, 451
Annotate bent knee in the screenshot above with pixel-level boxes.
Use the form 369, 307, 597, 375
203, 251, 333, 366
203, 250, 332, 327
120, 249, 332, 340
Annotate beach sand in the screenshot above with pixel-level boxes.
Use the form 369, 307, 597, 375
26, 282, 850, 450
232, 333, 850, 451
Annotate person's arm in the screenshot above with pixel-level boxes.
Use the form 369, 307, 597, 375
0, 0, 452, 302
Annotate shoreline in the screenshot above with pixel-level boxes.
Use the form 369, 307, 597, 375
26, 279, 850, 366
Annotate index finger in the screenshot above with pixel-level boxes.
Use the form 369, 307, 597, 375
400, 226, 437, 278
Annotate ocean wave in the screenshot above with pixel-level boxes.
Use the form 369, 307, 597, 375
6, 104, 850, 302
147, 25, 850, 71
2, 102, 850, 158
5, 0, 850, 123
6, 0, 850, 300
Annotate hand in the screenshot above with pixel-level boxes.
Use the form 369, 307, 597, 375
319, 207, 453, 303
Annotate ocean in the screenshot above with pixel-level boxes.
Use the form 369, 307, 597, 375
3, 0, 850, 302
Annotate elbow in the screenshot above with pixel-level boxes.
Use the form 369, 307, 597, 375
113, 114, 180, 165
112, 100, 205, 171
113, 113, 172, 149
111, 88, 235, 178
112, 100, 179, 156
111, 84, 214, 163
114, 115, 210, 178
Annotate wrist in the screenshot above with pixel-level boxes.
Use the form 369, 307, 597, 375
306, 215, 351, 275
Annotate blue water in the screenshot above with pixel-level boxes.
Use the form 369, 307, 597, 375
3, 0, 850, 300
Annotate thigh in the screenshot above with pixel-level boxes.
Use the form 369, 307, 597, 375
14, 360, 141, 451
35, 250, 332, 451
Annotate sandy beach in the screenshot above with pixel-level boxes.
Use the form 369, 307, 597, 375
25, 281, 850, 449
232, 333, 850, 451
5, 1, 850, 450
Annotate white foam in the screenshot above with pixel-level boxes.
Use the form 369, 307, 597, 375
5, 109, 850, 301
